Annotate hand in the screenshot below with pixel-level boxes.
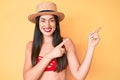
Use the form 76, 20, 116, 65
88, 27, 101, 47
50, 39, 69, 58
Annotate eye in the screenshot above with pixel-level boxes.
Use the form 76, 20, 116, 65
40, 18, 45, 22
40, 20, 45, 22
50, 19, 55, 22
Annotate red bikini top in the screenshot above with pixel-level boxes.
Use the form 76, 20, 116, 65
37, 56, 57, 71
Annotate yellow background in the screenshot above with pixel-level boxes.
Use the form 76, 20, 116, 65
0, 0, 120, 80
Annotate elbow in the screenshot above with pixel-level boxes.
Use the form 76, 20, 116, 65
76, 77, 86, 80
23, 77, 28, 80
23, 74, 28, 80
23, 72, 39, 80
74, 73, 87, 80
23, 72, 31, 80
75, 76, 86, 80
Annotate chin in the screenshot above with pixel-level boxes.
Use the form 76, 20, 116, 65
43, 33, 53, 37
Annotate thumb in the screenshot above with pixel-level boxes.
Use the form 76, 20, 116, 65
58, 38, 69, 47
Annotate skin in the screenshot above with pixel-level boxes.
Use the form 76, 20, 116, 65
23, 15, 101, 80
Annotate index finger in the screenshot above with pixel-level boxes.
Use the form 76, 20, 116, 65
95, 27, 101, 33
58, 38, 69, 47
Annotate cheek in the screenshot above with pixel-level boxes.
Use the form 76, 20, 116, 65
52, 27, 56, 32
39, 25, 43, 32
52, 25, 56, 31
39, 21, 44, 28
51, 23, 56, 28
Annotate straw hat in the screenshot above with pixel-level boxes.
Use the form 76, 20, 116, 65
28, 2, 65, 23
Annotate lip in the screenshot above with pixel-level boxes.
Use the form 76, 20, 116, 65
43, 28, 52, 32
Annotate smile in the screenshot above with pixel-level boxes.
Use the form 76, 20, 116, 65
43, 28, 52, 32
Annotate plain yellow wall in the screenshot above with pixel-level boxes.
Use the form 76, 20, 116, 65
0, 0, 120, 80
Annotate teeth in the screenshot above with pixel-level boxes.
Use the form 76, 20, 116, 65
44, 28, 52, 32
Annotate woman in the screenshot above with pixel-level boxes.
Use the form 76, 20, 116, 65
23, 2, 101, 80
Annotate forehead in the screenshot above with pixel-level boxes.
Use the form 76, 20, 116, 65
40, 15, 54, 19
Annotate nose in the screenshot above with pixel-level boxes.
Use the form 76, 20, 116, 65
45, 21, 50, 28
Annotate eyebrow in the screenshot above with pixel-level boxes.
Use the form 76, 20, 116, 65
40, 17, 55, 20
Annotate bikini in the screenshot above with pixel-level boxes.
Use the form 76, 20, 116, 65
37, 56, 57, 71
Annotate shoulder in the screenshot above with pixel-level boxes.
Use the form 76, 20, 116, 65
63, 37, 76, 53
25, 41, 33, 55
63, 37, 75, 48
63, 37, 74, 45
26, 41, 33, 49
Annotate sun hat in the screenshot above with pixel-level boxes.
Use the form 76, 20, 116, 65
28, 2, 65, 23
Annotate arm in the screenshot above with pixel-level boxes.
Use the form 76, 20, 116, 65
23, 39, 69, 80
23, 41, 54, 80
66, 28, 100, 80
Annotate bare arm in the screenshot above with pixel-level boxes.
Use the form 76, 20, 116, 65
23, 41, 54, 80
66, 28, 101, 80
23, 39, 69, 80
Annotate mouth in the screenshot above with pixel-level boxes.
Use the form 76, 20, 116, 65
43, 28, 52, 32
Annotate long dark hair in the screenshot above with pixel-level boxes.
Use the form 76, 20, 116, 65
31, 15, 68, 72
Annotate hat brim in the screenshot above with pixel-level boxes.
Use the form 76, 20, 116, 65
28, 12, 64, 23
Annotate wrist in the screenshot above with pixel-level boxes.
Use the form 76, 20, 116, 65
45, 53, 54, 60
87, 45, 95, 50
47, 53, 56, 59
86, 45, 95, 56
88, 43, 96, 48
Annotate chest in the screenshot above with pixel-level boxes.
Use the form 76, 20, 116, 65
39, 43, 54, 56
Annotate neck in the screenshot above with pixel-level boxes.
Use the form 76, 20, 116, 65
43, 36, 53, 43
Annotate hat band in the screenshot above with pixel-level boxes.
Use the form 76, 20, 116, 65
39, 10, 55, 12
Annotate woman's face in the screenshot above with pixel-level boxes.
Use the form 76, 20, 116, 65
39, 15, 56, 37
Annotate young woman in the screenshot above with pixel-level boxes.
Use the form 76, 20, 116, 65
23, 2, 101, 80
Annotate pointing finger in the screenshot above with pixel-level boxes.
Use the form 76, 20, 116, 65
95, 27, 101, 33
58, 38, 69, 47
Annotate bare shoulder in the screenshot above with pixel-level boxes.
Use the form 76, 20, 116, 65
26, 41, 33, 49
25, 41, 33, 55
63, 37, 74, 45
63, 37, 75, 50
63, 37, 76, 55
